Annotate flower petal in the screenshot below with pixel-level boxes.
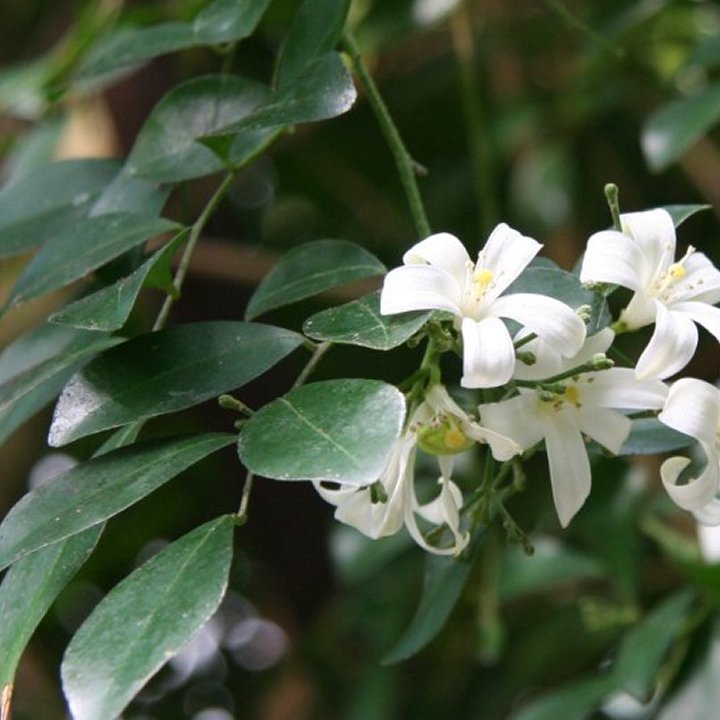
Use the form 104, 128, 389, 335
402, 232, 471, 280
478, 392, 544, 450
635, 301, 698, 380
576, 407, 631, 454
460, 316, 515, 388
620, 208, 676, 282
543, 414, 592, 527
658, 377, 720, 447
488, 293, 586, 357
479, 223, 541, 299
661, 444, 720, 513
578, 367, 668, 410
380, 264, 462, 316
673, 252, 720, 304
579, 229, 646, 291
672, 301, 720, 344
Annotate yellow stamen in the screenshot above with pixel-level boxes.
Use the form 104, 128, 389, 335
473, 267, 494, 296
668, 262, 686, 280
564, 385, 582, 407
444, 425, 469, 450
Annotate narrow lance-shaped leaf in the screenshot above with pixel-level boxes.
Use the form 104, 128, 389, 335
5, 213, 180, 309
127, 75, 276, 182
0, 159, 120, 258
48, 321, 304, 446
382, 549, 476, 664
276, 0, 352, 87
61, 516, 234, 720
303, 290, 430, 350
0, 433, 234, 571
246, 239, 385, 320
0, 333, 122, 447
192, 0, 273, 44
238, 379, 406, 486
0, 525, 103, 695
663, 204, 711, 228
613, 589, 695, 700
48, 232, 186, 332
513, 675, 618, 720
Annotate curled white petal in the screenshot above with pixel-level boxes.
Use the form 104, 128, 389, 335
672, 301, 720, 344
620, 208, 676, 281
402, 232, 470, 279
579, 230, 645, 291
460, 316, 515, 388
658, 377, 720, 446
380, 264, 462, 315
488, 292, 586, 357
634, 302, 698, 380
478, 223, 541, 300
660, 445, 720, 513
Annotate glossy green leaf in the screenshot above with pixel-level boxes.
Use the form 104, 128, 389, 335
613, 590, 695, 700
74, 23, 195, 81
48, 234, 185, 332
642, 83, 720, 172
206, 52, 356, 145
382, 550, 474, 664
663, 204, 711, 228
0, 159, 120, 258
193, 0, 273, 44
303, 291, 429, 350
62, 516, 233, 720
239, 379, 405, 486
0, 433, 234, 571
90, 167, 170, 217
0, 333, 121, 447
277, 0, 352, 87
48, 322, 303, 446
619, 417, 694, 455
0, 525, 103, 689
513, 675, 617, 720
6, 214, 179, 309
246, 239, 384, 320
127, 75, 275, 182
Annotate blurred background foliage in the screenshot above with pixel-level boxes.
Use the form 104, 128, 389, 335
3, 0, 720, 718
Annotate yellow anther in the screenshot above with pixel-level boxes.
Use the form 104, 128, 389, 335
668, 262, 686, 280
473, 267, 494, 295
564, 385, 582, 407
444, 425, 469, 450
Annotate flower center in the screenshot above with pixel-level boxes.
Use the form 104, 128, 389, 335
652, 245, 696, 302
540, 383, 583, 411
416, 415, 474, 455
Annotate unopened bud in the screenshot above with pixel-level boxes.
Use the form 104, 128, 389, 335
591, 353, 614, 370
516, 351, 536, 366
576, 304, 592, 322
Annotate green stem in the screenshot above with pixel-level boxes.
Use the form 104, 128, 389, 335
343, 31, 431, 239
236, 472, 254, 523
293, 341, 332, 389
153, 172, 236, 331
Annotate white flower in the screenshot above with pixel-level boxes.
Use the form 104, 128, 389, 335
657, 377, 720, 524
380, 226, 587, 388
314, 385, 521, 555
580, 208, 720, 380
478, 329, 668, 527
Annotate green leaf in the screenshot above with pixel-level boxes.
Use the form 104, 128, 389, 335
48, 233, 186, 332
0, 334, 122, 447
127, 75, 275, 182
0, 159, 120, 258
303, 291, 430, 350
0, 433, 234, 571
239, 379, 405, 486
0, 525, 103, 689
277, 0, 352, 88
663, 204, 711, 228
192, 0, 273, 44
74, 23, 195, 82
642, 83, 720, 172
246, 239, 385, 320
613, 590, 695, 700
512, 675, 617, 720
619, 417, 694, 455
6, 214, 180, 308
48, 321, 303, 446
61, 516, 233, 720
206, 52, 356, 144
90, 167, 170, 217
499, 537, 605, 601
382, 550, 474, 664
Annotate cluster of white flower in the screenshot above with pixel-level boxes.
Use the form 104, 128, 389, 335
318, 208, 720, 555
